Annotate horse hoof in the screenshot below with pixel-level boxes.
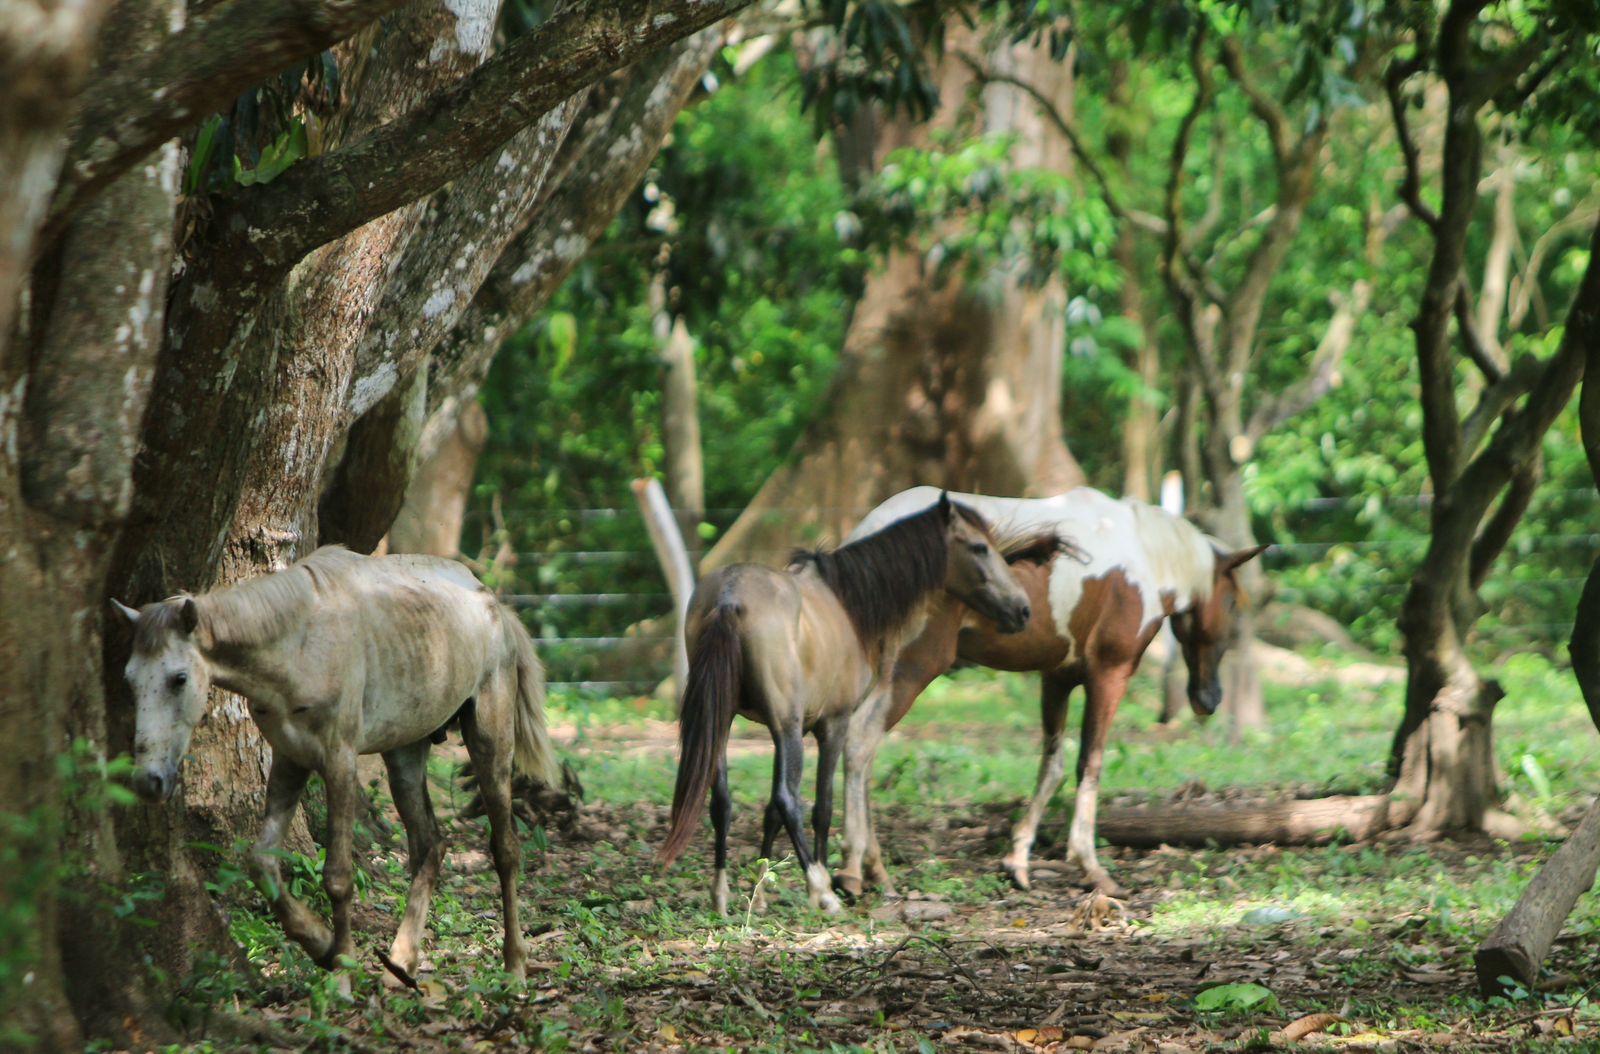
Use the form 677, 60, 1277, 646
1003, 865, 1032, 891
832, 874, 863, 900
815, 892, 844, 916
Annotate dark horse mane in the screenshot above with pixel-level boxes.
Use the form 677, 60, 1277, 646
790, 498, 1081, 645
791, 501, 963, 644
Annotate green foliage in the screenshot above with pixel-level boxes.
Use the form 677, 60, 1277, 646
858, 134, 1120, 290
0, 742, 143, 1048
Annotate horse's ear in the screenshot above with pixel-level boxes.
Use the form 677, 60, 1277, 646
1223, 544, 1270, 571
111, 598, 141, 625
179, 598, 200, 635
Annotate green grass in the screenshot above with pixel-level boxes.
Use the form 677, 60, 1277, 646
555, 650, 1599, 822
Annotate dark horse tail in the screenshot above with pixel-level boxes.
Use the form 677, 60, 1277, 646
658, 604, 742, 866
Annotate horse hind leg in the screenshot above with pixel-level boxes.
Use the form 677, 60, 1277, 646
382, 740, 445, 984
1004, 671, 1073, 891
836, 684, 892, 899
711, 754, 732, 916
462, 679, 530, 977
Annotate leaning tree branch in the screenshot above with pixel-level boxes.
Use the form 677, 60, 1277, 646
1474, 794, 1600, 996
46, 0, 408, 231
1384, 56, 1438, 232
427, 23, 726, 411
1469, 454, 1540, 590
1218, 36, 1290, 168
213, 0, 752, 276
955, 56, 1166, 238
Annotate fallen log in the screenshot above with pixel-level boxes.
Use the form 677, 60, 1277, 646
1097, 794, 1399, 848
1474, 794, 1600, 997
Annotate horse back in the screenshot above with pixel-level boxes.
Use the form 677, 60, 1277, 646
339, 556, 511, 751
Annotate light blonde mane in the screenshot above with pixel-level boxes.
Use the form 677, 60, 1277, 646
197, 546, 364, 647
1125, 500, 1218, 603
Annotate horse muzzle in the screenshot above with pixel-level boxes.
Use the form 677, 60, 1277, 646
1189, 682, 1222, 717
132, 764, 178, 803
996, 600, 1031, 635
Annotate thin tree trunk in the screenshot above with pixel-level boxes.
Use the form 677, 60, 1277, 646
387, 400, 490, 557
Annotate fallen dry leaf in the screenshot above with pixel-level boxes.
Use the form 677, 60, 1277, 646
1272, 1012, 1344, 1043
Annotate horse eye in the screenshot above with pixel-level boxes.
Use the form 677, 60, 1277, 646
170, 672, 189, 689
969, 542, 988, 555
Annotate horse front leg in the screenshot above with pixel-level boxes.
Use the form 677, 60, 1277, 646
320, 748, 361, 969
836, 686, 891, 899
252, 756, 334, 963
1067, 668, 1131, 898
1004, 672, 1073, 891
771, 721, 841, 915
811, 714, 848, 880
382, 741, 444, 982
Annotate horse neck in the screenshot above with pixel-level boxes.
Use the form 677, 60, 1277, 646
193, 585, 309, 697
805, 506, 947, 646
1130, 505, 1215, 617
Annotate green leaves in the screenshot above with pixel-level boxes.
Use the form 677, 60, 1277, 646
1194, 982, 1280, 1013
232, 121, 309, 187
857, 135, 1119, 291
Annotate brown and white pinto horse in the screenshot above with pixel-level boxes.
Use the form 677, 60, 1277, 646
657, 494, 1047, 915
839, 487, 1266, 897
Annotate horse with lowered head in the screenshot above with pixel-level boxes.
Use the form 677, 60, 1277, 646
116, 546, 559, 980
841, 486, 1266, 897
657, 493, 1062, 915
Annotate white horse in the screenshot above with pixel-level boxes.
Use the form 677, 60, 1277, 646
116, 546, 559, 980
839, 487, 1265, 896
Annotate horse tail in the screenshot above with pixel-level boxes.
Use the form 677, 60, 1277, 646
505, 613, 561, 788
658, 603, 742, 866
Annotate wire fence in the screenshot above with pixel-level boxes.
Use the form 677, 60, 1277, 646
498, 489, 1600, 692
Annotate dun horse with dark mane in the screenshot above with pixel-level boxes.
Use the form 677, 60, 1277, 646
657, 494, 1058, 914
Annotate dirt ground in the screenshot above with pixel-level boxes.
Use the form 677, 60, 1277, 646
205, 708, 1600, 1054
484, 800, 1587, 1053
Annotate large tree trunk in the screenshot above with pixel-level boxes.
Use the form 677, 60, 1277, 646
704, 26, 1085, 569
1, 5, 180, 1045
0, 0, 114, 359
4, 2, 740, 1045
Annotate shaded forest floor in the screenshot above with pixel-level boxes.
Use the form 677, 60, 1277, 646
142, 657, 1600, 1052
